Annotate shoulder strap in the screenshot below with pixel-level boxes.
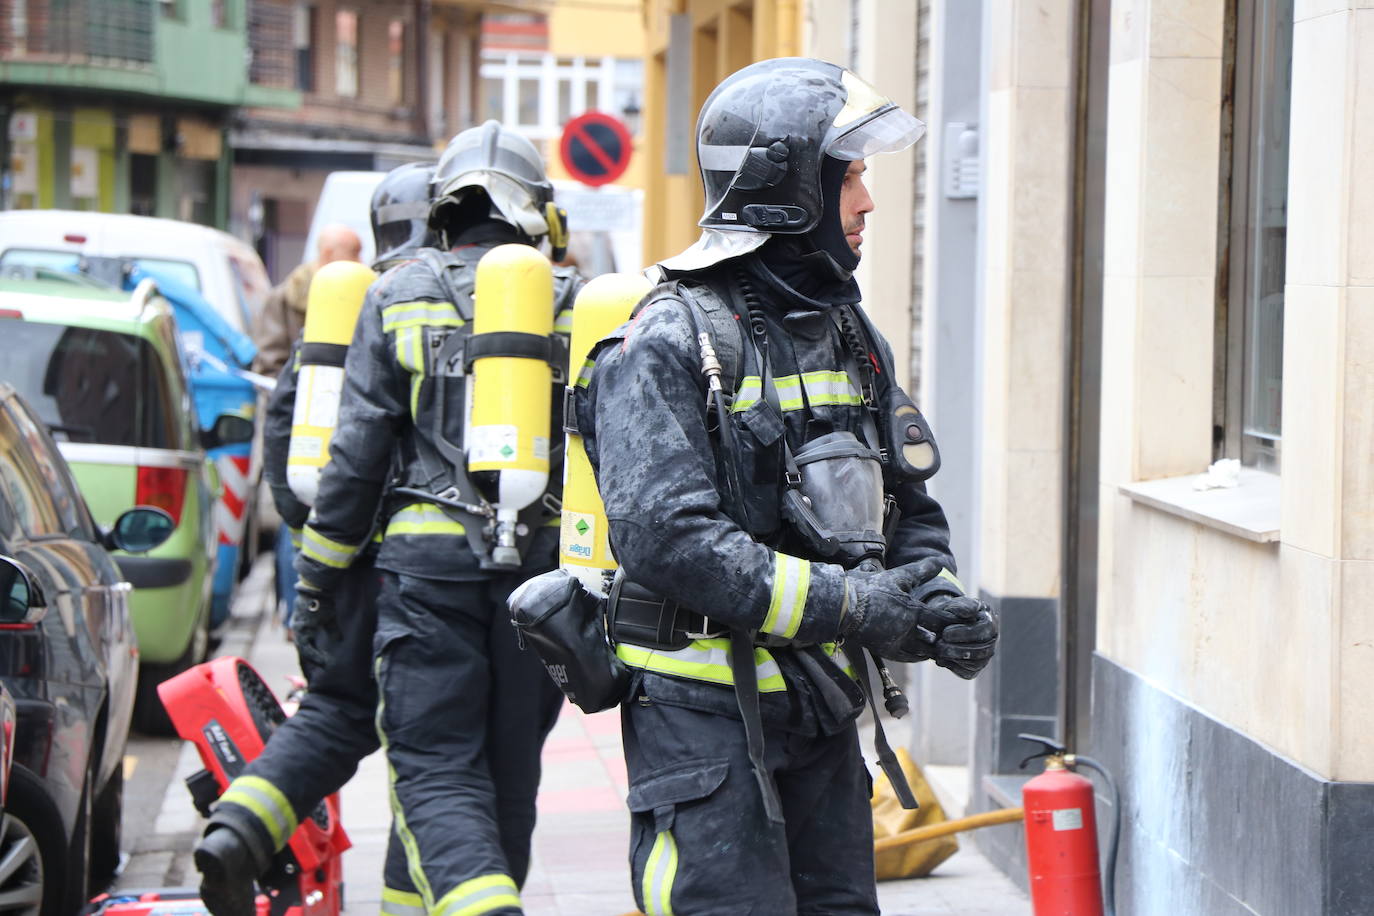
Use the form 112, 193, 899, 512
675, 280, 745, 404
414, 248, 475, 321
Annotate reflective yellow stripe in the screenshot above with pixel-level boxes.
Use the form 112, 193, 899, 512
375, 656, 436, 908
385, 503, 467, 537
381, 888, 425, 916
822, 641, 858, 679
575, 357, 596, 388
642, 830, 678, 916
761, 552, 810, 640
731, 372, 861, 412
553, 308, 574, 334
731, 376, 763, 412
382, 301, 464, 333
301, 527, 360, 569
217, 776, 297, 850
616, 638, 786, 692
937, 567, 965, 593
288, 526, 302, 549
433, 873, 520, 916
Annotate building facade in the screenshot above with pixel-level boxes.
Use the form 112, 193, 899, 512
638, 0, 1374, 910
0, 0, 298, 228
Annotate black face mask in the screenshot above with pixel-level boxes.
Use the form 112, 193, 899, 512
806, 155, 859, 275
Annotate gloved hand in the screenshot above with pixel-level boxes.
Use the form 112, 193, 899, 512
929, 596, 998, 679
840, 558, 983, 662
291, 583, 338, 679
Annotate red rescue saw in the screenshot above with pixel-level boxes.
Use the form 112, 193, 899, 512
98, 657, 352, 916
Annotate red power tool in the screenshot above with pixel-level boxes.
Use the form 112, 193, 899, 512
154, 656, 350, 916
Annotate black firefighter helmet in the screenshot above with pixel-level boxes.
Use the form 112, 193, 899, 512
694, 58, 924, 269
370, 161, 438, 269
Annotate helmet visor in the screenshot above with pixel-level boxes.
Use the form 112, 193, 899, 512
825, 70, 926, 160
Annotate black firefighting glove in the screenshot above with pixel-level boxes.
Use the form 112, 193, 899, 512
928, 594, 998, 679
840, 558, 987, 664
291, 582, 339, 680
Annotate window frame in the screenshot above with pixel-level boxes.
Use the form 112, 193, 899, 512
1216, 0, 1293, 473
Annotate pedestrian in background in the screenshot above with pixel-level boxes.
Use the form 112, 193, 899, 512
252, 222, 362, 620
292, 122, 580, 915
251, 223, 362, 377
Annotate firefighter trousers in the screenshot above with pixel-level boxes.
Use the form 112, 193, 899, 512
622, 673, 878, 916
214, 558, 415, 902
373, 570, 565, 916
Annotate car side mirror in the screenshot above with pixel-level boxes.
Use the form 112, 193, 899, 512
0, 556, 46, 626
201, 413, 255, 451
106, 507, 176, 554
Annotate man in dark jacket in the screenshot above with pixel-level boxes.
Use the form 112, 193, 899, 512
194, 163, 433, 916
578, 59, 997, 915
292, 122, 579, 915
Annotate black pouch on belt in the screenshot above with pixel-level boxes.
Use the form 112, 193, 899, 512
607, 571, 722, 650
507, 569, 631, 713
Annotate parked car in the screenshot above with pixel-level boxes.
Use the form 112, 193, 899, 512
0, 212, 270, 627
0, 383, 175, 912
0, 275, 250, 732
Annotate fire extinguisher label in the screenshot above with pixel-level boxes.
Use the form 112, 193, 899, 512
1052, 807, 1084, 831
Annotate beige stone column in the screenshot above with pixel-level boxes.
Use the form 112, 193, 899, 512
1282, 2, 1374, 782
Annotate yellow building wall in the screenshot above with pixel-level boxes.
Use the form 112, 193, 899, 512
543, 0, 649, 191
640, 0, 801, 267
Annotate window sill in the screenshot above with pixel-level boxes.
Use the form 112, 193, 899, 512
1118, 467, 1280, 544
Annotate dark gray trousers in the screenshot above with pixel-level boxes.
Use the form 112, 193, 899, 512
622, 673, 878, 916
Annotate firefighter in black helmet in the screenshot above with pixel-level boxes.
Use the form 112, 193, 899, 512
289, 122, 579, 916
575, 58, 997, 913
193, 162, 437, 916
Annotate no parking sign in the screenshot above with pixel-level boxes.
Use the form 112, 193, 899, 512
559, 112, 633, 188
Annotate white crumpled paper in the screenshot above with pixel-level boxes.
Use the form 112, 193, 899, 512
1193, 458, 1241, 491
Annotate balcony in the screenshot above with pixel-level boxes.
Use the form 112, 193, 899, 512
0, 0, 154, 67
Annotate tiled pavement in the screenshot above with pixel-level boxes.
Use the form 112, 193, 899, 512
130, 566, 1029, 915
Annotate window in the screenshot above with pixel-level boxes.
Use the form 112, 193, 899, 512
294, 3, 315, 92
211, 0, 227, 28
1219, 0, 1292, 473
0, 322, 180, 450
0, 403, 66, 538
336, 9, 358, 98
388, 19, 406, 106
478, 52, 645, 140
6, 399, 92, 540
0, 249, 202, 291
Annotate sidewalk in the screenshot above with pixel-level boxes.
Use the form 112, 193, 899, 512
125, 559, 1029, 914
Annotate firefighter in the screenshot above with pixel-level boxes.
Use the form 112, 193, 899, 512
292, 122, 577, 915
193, 162, 436, 916
575, 58, 998, 914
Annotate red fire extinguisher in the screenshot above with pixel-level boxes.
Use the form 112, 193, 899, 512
1019, 734, 1120, 916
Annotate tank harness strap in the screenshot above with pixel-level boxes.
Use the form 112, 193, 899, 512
463, 330, 569, 383
728, 628, 785, 824
843, 644, 920, 809
298, 341, 349, 368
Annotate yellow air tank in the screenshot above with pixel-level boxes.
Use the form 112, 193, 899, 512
559, 273, 651, 593
287, 260, 378, 505
468, 243, 556, 568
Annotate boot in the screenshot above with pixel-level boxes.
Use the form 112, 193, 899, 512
194, 824, 269, 916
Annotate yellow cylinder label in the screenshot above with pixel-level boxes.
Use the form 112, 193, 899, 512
469, 244, 555, 475
559, 272, 652, 571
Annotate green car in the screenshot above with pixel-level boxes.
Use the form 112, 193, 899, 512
0, 274, 250, 731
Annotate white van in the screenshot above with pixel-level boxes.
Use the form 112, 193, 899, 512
303, 171, 386, 267
0, 210, 270, 334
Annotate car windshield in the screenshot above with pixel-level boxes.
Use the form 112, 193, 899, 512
0, 248, 202, 292
0, 322, 181, 449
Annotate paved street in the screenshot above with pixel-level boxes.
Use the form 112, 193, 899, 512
113, 554, 1029, 915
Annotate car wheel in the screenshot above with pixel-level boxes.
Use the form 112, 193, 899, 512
132, 607, 209, 736
89, 763, 123, 890
2, 769, 67, 916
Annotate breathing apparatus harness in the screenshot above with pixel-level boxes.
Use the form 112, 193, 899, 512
610, 267, 942, 816
389, 247, 571, 571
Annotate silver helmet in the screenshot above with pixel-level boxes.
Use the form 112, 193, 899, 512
429, 120, 556, 240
